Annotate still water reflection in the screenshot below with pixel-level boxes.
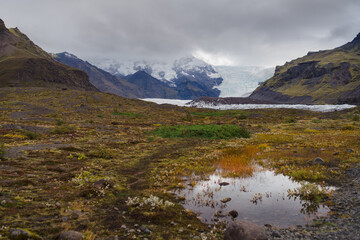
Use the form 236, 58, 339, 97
175, 169, 330, 227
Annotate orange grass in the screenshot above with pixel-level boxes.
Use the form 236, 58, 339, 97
218, 146, 259, 177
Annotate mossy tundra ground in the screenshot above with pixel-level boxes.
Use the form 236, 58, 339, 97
0, 87, 359, 239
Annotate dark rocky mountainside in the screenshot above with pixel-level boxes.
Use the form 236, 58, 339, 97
53, 53, 181, 99
124, 71, 179, 98
250, 33, 360, 105
0, 19, 97, 91
53, 52, 142, 98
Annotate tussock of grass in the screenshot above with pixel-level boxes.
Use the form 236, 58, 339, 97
151, 124, 250, 139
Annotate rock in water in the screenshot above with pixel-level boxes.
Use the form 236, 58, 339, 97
224, 220, 267, 240
228, 210, 238, 218
58, 231, 84, 240
220, 197, 232, 203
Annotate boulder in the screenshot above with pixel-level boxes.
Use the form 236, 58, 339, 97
224, 220, 267, 240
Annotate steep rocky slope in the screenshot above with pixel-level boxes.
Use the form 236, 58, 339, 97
250, 33, 360, 105
0, 19, 97, 91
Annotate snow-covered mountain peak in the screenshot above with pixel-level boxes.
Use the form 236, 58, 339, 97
91, 56, 222, 84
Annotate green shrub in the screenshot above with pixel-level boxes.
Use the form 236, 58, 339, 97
236, 114, 247, 120
286, 118, 297, 123
151, 124, 250, 139
112, 110, 143, 118
0, 142, 4, 157
55, 119, 66, 126
51, 126, 75, 134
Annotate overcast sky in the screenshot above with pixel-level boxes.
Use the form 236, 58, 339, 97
1, 0, 360, 66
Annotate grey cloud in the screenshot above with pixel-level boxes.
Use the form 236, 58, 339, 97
0, 0, 359, 66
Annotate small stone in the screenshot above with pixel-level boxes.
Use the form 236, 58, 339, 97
228, 210, 238, 218
313, 157, 325, 165
121, 225, 127, 229
220, 197, 231, 203
219, 182, 230, 186
129, 229, 135, 233
271, 230, 281, 238
346, 148, 354, 153
62, 216, 68, 222
140, 226, 151, 234
134, 224, 139, 228
178, 227, 184, 233
55, 202, 61, 207
58, 230, 84, 240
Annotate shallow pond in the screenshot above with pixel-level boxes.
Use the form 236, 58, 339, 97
175, 168, 331, 227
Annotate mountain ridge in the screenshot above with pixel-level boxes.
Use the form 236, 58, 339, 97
250, 32, 360, 105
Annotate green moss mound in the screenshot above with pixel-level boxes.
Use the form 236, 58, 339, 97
151, 124, 250, 139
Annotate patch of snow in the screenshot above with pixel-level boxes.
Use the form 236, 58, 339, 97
64, 52, 77, 58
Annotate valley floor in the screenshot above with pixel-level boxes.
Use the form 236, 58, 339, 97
0, 87, 359, 239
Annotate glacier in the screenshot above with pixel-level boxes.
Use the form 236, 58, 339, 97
215, 66, 275, 97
